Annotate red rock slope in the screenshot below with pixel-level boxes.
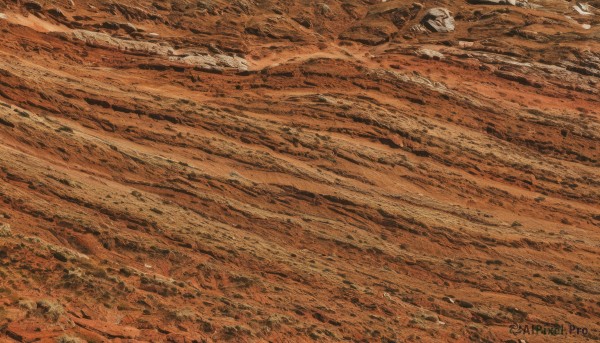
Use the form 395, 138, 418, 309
0, 0, 599, 342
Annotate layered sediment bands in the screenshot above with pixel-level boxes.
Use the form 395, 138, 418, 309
0, 0, 599, 342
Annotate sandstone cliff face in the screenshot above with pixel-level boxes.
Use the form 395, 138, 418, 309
0, 0, 598, 342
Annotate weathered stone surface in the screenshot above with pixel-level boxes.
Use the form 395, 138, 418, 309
23, 1, 42, 11
73, 318, 141, 339
58, 30, 249, 71
468, 0, 516, 5
67, 29, 174, 55
0, 0, 598, 342
339, 19, 398, 45
169, 54, 249, 71
415, 48, 445, 60
421, 7, 455, 33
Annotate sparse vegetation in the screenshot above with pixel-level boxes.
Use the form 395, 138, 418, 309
0, 0, 598, 341
56, 335, 85, 343
36, 300, 64, 321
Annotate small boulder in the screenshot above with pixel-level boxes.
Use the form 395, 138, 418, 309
573, 3, 593, 15
48, 8, 67, 19
415, 48, 445, 60
119, 22, 138, 33
442, 296, 455, 304
24, 1, 43, 11
421, 8, 455, 33
102, 21, 120, 30
458, 300, 474, 308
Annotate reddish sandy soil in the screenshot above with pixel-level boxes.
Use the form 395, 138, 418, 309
0, 0, 599, 342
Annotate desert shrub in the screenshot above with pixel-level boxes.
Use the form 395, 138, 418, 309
56, 335, 85, 343
168, 308, 197, 322
36, 300, 64, 321
0, 224, 12, 237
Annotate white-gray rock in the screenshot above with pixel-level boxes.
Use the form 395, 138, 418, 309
421, 8, 455, 33
573, 3, 593, 15
169, 54, 249, 71
58, 29, 249, 72
415, 48, 445, 60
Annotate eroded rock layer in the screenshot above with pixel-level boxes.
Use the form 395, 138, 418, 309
0, 0, 599, 342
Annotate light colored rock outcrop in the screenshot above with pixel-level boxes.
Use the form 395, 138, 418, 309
62, 30, 249, 71
70, 29, 174, 55
421, 8, 455, 33
169, 54, 249, 71
467, 0, 531, 7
